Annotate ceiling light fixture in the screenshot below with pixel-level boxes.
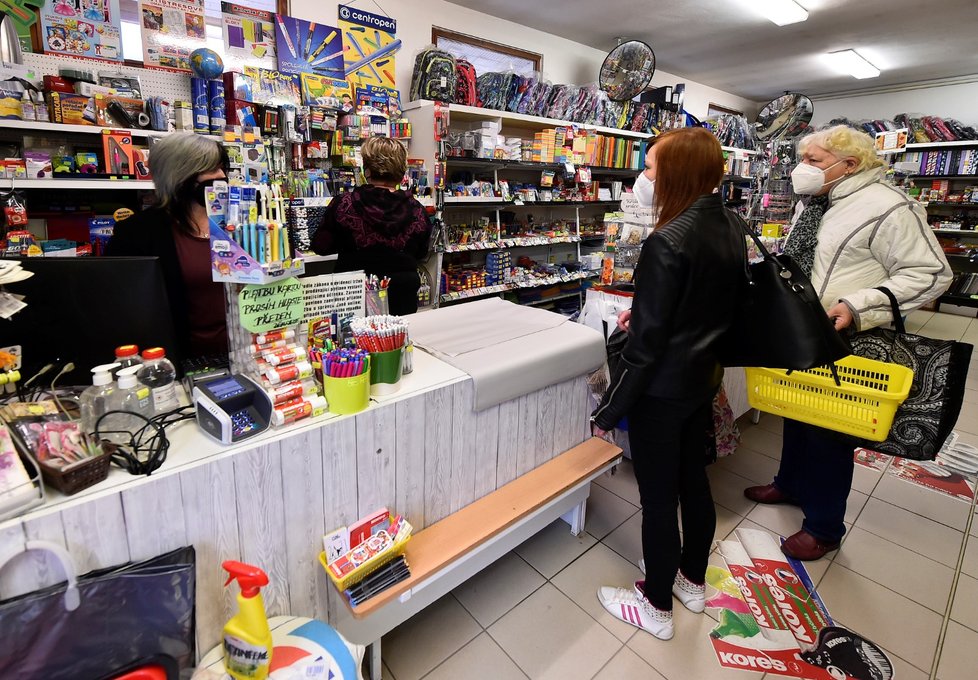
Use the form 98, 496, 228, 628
754, 0, 809, 26
825, 49, 881, 79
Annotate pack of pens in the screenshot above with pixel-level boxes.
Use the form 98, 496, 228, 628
206, 178, 305, 284
319, 508, 413, 592
345, 555, 411, 606
250, 326, 326, 427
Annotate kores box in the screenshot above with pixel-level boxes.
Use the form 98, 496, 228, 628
47, 92, 97, 125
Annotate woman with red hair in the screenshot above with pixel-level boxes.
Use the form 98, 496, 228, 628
592, 127, 747, 640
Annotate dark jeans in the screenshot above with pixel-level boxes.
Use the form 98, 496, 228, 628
628, 395, 715, 611
774, 418, 855, 543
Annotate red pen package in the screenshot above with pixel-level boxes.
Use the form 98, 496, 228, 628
348, 508, 390, 549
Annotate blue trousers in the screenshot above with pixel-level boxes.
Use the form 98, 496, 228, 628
773, 418, 855, 543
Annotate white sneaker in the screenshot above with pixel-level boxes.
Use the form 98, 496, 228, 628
672, 571, 706, 614
597, 582, 674, 640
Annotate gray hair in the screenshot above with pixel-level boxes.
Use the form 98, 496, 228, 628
150, 132, 224, 207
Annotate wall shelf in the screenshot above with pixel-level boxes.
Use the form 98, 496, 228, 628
0, 119, 220, 141
905, 140, 978, 150
9, 178, 153, 190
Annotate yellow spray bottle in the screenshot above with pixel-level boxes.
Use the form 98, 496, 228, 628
222, 560, 273, 680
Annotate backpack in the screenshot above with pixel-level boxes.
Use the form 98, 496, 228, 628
410, 48, 457, 102
454, 59, 478, 106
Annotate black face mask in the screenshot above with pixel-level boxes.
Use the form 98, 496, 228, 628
192, 177, 227, 207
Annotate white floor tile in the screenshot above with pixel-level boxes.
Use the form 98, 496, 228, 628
950, 572, 978, 633
601, 511, 643, 568
963, 535, 978, 578
955, 400, 978, 436
627, 603, 765, 680
818, 564, 942, 671
845, 489, 870, 525
905, 309, 935, 333
937, 621, 978, 680
592, 459, 641, 507
834, 527, 955, 613
738, 425, 784, 460
422, 633, 528, 680
584, 483, 640, 541
551, 542, 644, 642
488, 583, 621, 680
714, 504, 743, 541
744, 502, 802, 539
921, 313, 972, 341
963, 388, 978, 406
452, 552, 545, 628
754, 412, 783, 436
877, 648, 929, 680
854, 498, 964, 568
592, 645, 664, 680
713, 446, 781, 485
852, 459, 885, 495
706, 466, 758, 517
515, 518, 597, 579
382, 595, 482, 680
872, 470, 972, 531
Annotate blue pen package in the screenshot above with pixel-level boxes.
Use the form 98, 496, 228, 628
208, 80, 225, 135
191, 78, 209, 133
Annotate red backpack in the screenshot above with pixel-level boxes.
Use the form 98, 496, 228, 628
454, 59, 478, 106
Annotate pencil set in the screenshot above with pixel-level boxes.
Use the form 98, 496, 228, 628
350, 315, 408, 353
224, 183, 292, 266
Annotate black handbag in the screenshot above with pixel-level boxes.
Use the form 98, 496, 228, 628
719, 219, 851, 370
848, 287, 973, 460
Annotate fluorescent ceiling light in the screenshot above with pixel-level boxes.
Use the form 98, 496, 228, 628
826, 49, 881, 79
754, 0, 809, 26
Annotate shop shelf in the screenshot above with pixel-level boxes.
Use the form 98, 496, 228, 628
0, 119, 220, 141
908, 175, 978, 181
520, 290, 585, 307
443, 198, 621, 208
905, 140, 978, 150
938, 294, 978, 308
924, 203, 978, 209
11, 178, 154, 190
933, 229, 978, 236
442, 235, 580, 253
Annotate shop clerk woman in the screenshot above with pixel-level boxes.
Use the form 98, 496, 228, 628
745, 125, 951, 561
107, 133, 230, 361
591, 127, 748, 641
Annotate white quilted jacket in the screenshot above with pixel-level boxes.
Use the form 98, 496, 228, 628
794, 167, 953, 331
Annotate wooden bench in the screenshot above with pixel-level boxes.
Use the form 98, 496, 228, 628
331, 438, 622, 680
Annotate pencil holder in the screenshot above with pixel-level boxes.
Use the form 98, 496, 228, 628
369, 349, 403, 396
323, 372, 370, 414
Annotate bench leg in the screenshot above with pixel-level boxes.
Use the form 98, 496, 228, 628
561, 498, 587, 536
750, 408, 761, 425
365, 640, 382, 680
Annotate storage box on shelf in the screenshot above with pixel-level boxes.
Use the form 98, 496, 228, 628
890, 139, 978, 312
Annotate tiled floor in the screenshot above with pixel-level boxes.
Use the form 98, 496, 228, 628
380, 311, 978, 680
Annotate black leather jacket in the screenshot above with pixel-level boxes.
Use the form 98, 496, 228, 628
592, 194, 747, 430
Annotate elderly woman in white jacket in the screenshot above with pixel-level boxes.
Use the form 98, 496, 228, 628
744, 125, 952, 561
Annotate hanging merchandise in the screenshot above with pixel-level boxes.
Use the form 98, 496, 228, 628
221, 2, 276, 71
409, 47, 455, 103
274, 14, 342, 78
40, 0, 122, 62
454, 58, 477, 106
338, 3, 398, 88
138, 0, 207, 72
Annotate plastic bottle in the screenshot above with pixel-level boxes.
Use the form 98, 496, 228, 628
222, 560, 273, 680
136, 347, 179, 414
107, 366, 154, 439
20, 92, 34, 121
79, 363, 120, 437
112, 344, 143, 378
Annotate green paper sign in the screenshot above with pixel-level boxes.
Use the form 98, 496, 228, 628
239, 277, 304, 333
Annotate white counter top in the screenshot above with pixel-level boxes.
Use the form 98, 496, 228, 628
1, 349, 468, 530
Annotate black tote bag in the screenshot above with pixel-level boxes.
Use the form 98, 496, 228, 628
848, 287, 973, 460
719, 219, 851, 370
0, 543, 196, 680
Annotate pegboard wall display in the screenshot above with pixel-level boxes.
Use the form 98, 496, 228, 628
22, 52, 193, 103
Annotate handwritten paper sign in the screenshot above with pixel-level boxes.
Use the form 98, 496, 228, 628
301, 272, 366, 322
239, 277, 305, 332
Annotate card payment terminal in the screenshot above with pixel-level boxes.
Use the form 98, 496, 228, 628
193, 374, 273, 444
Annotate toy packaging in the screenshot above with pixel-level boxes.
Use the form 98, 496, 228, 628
299, 74, 352, 109
102, 131, 135, 175
94, 94, 145, 128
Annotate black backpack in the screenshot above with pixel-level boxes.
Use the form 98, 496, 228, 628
410, 48, 457, 102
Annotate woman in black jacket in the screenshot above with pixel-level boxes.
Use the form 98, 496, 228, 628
106, 133, 230, 362
592, 127, 747, 641
312, 137, 431, 315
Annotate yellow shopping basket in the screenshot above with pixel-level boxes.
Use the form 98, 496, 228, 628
745, 356, 914, 441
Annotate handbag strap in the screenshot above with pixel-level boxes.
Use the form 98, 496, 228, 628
874, 286, 907, 334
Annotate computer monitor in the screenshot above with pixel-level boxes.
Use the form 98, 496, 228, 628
0, 257, 179, 386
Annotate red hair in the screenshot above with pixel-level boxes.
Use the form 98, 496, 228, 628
651, 127, 725, 229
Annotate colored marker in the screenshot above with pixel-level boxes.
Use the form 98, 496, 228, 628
304, 22, 316, 60
275, 15, 298, 58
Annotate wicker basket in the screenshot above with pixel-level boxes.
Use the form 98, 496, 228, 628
40, 444, 113, 495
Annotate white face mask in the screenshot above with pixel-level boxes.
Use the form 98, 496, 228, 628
791, 160, 846, 195
633, 171, 655, 208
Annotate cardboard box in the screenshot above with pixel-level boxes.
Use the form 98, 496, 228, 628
102, 131, 135, 175
94, 94, 145, 128
47, 92, 97, 125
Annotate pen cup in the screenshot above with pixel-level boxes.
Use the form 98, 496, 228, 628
323, 372, 370, 414
369, 348, 403, 396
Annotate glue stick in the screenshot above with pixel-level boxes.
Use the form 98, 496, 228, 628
264, 361, 313, 384
272, 395, 327, 426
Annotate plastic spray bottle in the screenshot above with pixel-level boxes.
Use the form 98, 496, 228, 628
222, 560, 273, 680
